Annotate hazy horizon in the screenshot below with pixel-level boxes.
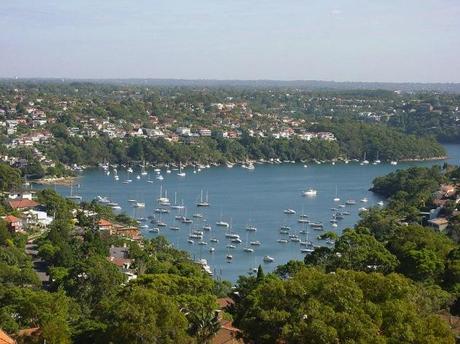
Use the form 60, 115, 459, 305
2, 0, 459, 83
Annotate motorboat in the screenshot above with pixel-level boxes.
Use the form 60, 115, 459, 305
303, 188, 317, 197
246, 225, 257, 232
284, 209, 296, 215
263, 255, 274, 263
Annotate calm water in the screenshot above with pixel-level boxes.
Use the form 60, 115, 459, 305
37, 144, 460, 282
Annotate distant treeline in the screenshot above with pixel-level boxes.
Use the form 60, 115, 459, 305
40, 123, 445, 166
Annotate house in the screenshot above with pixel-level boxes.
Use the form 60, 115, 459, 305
212, 298, 243, 344
111, 225, 141, 240
107, 244, 137, 282
23, 209, 53, 227
428, 218, 449, 231
108, 244, 133, 269
8, 192, 33, 200
144, 128, 165, 138
176, 127, 191, 136
441, 184, 456, 197
3, 215, 23, 232
8, 199, 39, 211
199, 128, 212, 137
98, 219, 113, 231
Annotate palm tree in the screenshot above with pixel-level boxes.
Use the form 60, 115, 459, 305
187, 309, 221, 344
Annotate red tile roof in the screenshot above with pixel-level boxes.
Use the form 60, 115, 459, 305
217, 297, 234, 310
212, 320, 243, 344
98, 219, 113, 227
4, 215, 21, 223
0, 329, 15, 344
8, 199, 39, 210
107, 257, 133, 267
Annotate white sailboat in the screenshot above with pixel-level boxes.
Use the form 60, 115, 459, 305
170, 193, 184, 209
157, 185, 170, 204
333, 185, 340, 202
197, 190, 210, 207
67, 184, 82, 201
243, 234, 254, 253
216, 211, 229, 227
361, 152, 369, 165
177, 162, 186, 177
141, 162, 148, 176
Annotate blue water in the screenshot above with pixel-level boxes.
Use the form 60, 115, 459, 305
37, 144, 460, 282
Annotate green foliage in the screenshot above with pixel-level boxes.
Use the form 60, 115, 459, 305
387, 225, 455, 283
231, 267, 455, 344
0, 286, 73, 343
371, 166, 444, 203
305, 228, 399, 274
63, 255, 125, 309
0, 163, 22, 191
103, 287, 191, 344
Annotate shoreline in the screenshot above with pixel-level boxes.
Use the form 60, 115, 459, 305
84, 155, 450, 170
32, 176, 80, 186
398, 156, 447, 162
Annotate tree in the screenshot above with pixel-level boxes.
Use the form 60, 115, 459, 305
0, 163, 21, 192
231, 267, 455, 344
387, 225, 454, 283
187, 309, 221, 344
331, 228, 399, 274
105, 287, 190, 344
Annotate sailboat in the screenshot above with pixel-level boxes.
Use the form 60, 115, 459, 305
245, 219, 257, 232
196, 190, 210, 207
361, 152, 369, 165
67, 183, 82, 201
157, 185, 169, 204
333, 185, 340, 202
123, 169, 133, 183
147, 173, 154, 183
141, 161, 148, 175
216, 211, 229, 227
170, 193, 184, 209
177, 162, 186, 177
243, 233, 254, 252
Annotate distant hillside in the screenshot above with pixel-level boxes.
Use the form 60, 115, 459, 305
2, 78, 460, 93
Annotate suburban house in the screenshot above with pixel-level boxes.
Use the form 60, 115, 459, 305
22, 209, 53, 228
3, 215, 23, 233
98, 219, 113, 232
212, 298, 243, 344
107, 244, 137, 282
428, 217, 450, 232
8, 199, 39, 211
98, 219, 141, 241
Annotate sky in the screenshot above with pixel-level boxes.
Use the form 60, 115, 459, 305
1, 0, 459, 82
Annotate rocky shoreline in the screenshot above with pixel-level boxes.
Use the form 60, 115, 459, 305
32, 176, 80, 186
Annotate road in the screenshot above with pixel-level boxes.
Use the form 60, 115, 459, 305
25, 240, 50, 286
